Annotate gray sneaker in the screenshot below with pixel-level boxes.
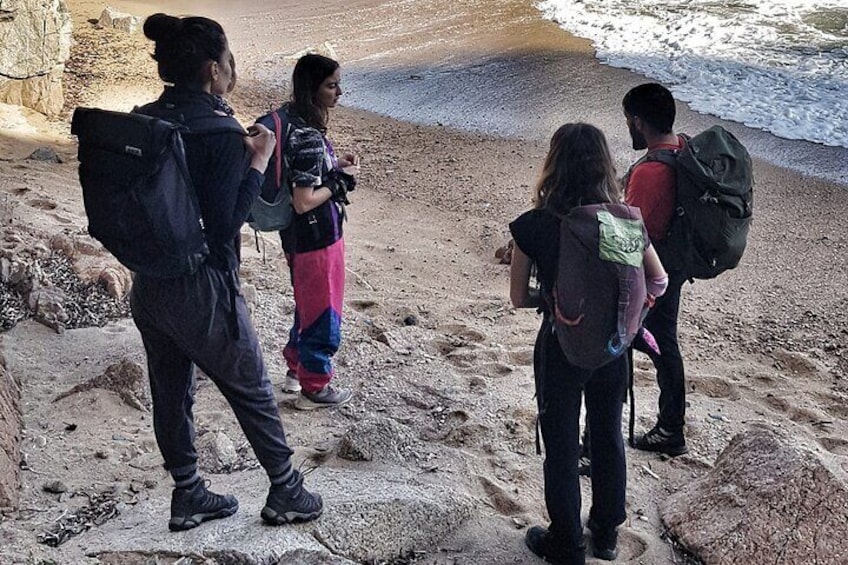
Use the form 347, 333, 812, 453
295, 384, 352, 410
282, 371, 301, 394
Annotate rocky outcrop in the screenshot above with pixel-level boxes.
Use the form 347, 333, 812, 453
0, 0, 72, 116
70, 468, 474, 563
0, 353, 22, 509
662, 425, 848, 565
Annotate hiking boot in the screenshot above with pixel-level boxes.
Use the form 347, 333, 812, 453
282, 371, 301, 394
260, 471, 323, 525
524, 525, 586, 565
587, 518, 618, 561
295, 384, 352, 410
168, 479, 238, 531
633, 425, 688, 456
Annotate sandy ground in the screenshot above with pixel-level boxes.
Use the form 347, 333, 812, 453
0, 0, 847, 564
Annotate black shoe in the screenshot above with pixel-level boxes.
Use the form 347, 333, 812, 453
587, 518, 618, 561
168, 479, 239, 531
632, 425, 688, 456
260, 470, 323, 525
524, 525, 586, 565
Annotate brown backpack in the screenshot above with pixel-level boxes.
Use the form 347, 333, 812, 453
552, 203, 650, 370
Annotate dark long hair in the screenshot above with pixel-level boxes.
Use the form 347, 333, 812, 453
533, 123, 621, 214
143, 13, 227, 88
289, 53, 339, 132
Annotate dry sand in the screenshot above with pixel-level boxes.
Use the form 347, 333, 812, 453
1, 0, 847, 564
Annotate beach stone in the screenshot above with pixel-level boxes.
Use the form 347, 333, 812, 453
662, 424, 848, 565
0, 357, 22, 509
98, 7, 139, 33
26, 146, 62, 163
98, 266, 131, 299
196, 431, 238, 473
338, 416, 416, 462
27, 283, 68, 331
0, 0, 72, 116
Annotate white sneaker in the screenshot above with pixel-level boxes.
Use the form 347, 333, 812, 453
282, 372, 301, 394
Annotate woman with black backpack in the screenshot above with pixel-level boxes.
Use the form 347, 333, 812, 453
130, 13, 322, 531
509, 123, 668, 564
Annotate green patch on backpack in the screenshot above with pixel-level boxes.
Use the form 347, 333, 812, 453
598, 211, 646, 267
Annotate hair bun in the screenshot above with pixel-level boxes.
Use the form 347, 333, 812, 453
143, 13, 181, 42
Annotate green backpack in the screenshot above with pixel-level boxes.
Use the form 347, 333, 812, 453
645, 126, 754, 280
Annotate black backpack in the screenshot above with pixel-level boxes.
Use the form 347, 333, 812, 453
248, 106, 295, 232
71, 105, 245, 278
643, 126, 754, 280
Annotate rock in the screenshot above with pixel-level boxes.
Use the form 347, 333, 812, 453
27, 284, 68, 331
98, 266, 131, 299
26, 146, 62, 163
0, 359, 22, 509
49, 234, 75, 258
196, 431, 238, 473
42, 479, 68, 494
98, 7, 139, 33
338, 417, 416, 462
241, 283, 257, 314
53, 359, 149, 411
0, 0, 72, 116
403, 314, 418, 326
662, 425, 848, 565
494, 239, 514, 265
71, 468, 472, 564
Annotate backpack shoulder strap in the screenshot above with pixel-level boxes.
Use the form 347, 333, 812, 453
184, 115, 246, 136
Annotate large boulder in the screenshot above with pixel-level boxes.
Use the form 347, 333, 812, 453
0, 0, 72, 116
0, 352, 22, 509
662, 425, 848, 565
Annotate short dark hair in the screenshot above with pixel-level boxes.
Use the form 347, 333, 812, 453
622, 83, 676, 134
144, 13, 227, 87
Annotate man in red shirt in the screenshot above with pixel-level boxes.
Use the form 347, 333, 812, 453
622, 83, 689, 456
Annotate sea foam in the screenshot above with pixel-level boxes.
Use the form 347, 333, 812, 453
537, 0, 848, 148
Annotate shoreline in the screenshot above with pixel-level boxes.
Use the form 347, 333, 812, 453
96, 0, 847, 187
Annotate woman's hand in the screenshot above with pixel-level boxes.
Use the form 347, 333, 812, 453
339, 152, 360, 176
244, 123, 276, 173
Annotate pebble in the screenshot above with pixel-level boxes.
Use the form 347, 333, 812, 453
42, 480, 68, 494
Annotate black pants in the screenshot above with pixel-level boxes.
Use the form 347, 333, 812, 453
642, 274, 686, 433
130, 265, 294, 479
534, 318, 627, 549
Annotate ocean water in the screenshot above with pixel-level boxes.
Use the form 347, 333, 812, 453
536, 0, 848, 148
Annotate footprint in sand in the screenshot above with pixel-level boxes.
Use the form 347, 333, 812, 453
772, 349, 824, 378
50, 213, 73, 224
477, 475, 525, 516
437, 323, 487, 343
602, 529, 648, 562
811, 392, 848, 421
507, 349, 533, 366
476, 361, 516, 378
348, 298, 378, 312
762, 394, 830, 427
818, 436, 848, 456
687, 374, 741, 401
28, 198, 57, 210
